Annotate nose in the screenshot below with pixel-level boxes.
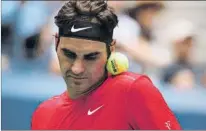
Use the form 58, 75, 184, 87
71, 59, 85, 75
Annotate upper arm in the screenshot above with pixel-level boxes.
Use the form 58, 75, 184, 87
127, 76, 182, 130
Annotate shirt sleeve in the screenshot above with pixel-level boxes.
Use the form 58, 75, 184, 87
127, 75, 182, 130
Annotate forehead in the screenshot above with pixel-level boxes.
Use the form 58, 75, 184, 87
59, 37, 106, 53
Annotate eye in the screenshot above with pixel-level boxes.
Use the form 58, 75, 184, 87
63, 50, 76, 59
84, 52, 100, 61
84, 55, 97, 61
65, 52, 76, 59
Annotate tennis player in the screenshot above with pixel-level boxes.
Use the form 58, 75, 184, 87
31, 0, 182, 130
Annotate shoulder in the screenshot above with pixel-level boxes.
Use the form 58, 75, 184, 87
31, 92, 67, 129
108, 72, 146, 90
111, 72, 158, 94
107, 72, 159, 98
126, 73, 162, 101
112, 71, 142, 80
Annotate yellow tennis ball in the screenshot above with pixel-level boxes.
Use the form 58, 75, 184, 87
106, 52, 129, 75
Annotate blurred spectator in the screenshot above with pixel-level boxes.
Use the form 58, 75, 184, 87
108, 1, 139, 46
34, 1, 65, 75
107, 1, 143, 73
161, 19, 197, 89
2, 1, 21, 57
127, 1, 164, 43
16, 1, 50, 58
113, 1, 170, 75
11, 1, 57, 72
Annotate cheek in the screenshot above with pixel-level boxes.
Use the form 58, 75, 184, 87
57, 54, 72, 73
90, 59, 107, 76
97, 60, 106, 70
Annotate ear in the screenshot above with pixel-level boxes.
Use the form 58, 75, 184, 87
110, 39, 116, 52
54, 33, 60, 51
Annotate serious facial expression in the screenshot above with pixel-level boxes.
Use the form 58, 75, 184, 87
57, 37, 108, 98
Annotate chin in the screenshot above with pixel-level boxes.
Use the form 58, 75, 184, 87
69, 82, 90, 91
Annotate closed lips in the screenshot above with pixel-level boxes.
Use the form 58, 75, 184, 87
70, 76, 86, 79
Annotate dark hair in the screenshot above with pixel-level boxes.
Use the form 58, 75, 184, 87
54, 0, 118, 57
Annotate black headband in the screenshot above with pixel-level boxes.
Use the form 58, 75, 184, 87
58, 21, 113, 45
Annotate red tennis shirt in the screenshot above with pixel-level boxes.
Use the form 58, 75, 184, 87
31, 72, 181, 130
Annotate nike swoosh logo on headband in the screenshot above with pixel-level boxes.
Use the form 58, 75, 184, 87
71, 25, 92, 33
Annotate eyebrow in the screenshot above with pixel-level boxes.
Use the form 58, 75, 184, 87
61, 48, 100, 57
84, 52, 101, 57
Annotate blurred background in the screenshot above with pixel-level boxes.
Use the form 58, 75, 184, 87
1, 1, 206, 129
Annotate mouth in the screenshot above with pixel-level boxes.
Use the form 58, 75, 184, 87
68, 75, 87, 80
72, 77, 86, 80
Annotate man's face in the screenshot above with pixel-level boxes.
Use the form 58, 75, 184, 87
57, 37, 108, 98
